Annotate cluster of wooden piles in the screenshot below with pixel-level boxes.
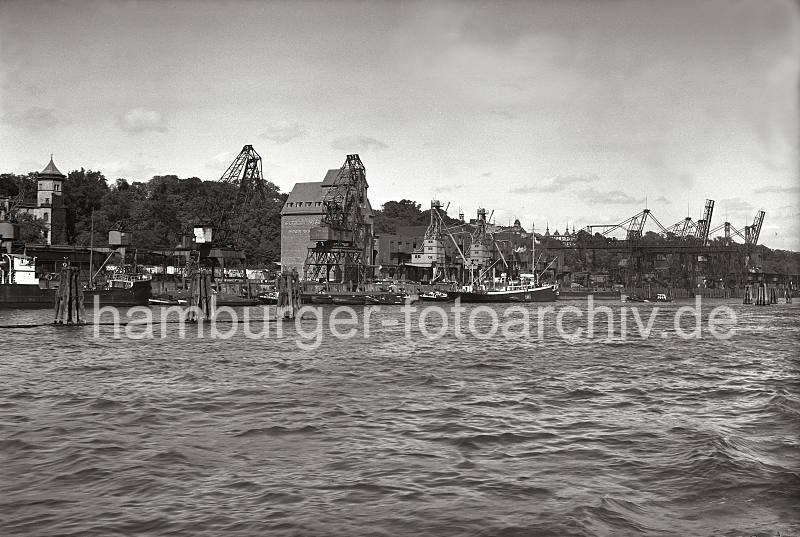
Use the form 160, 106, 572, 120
743, 282, 791, 305
53, 266, 86, 324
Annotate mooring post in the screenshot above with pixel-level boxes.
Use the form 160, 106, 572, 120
54, 266, 86, 324
186, 268, 215, 322
277, 270, 302, 319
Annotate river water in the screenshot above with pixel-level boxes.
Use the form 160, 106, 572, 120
1, 299, 798, 536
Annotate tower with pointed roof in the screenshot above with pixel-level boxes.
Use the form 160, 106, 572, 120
33, 156, 66, 244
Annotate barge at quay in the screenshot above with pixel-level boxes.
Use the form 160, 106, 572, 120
0, 254, 151, 308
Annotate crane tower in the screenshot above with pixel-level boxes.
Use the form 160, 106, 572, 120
303, 154, 371, 285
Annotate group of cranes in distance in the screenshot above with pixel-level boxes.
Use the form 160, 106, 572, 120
201, 146, 771, 284
579, 199, 765, 249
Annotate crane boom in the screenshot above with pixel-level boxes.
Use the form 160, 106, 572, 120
747, 210, 765, 246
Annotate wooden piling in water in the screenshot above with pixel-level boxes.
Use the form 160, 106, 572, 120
277, 270, 302, 319
54, 266, 86, 324
186, 268, 215, 321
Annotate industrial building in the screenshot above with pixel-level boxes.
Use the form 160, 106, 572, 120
280, 158, 374, 284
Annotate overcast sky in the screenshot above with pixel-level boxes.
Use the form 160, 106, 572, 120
1, 0, 798, 249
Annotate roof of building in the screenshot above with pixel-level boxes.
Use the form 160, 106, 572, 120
321, 169, 340, 186
40, 157, 65, 178
282, 164, 374, 220
281, 181, 326, 215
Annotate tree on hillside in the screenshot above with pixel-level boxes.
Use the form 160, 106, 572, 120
16, 213, 48, 243
63, 169, 109, 244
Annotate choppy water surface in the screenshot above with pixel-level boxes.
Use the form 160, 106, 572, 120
1, 299, 798, 536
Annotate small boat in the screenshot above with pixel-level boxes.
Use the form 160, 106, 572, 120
558, 288, 621, 299
309, 294, 333, 304
419, 290, 451, 302
148, 297, 179, 306
257, 291, 278, 305
330, 294, 367, 305
623, 294, 649, 303
365, 293, 406, 305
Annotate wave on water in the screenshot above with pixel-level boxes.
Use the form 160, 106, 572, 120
1, 303, 799, 536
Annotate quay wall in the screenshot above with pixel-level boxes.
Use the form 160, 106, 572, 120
621, 286, 796, 299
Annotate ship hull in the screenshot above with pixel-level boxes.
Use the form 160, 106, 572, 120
449, 285, 557, 303
330, 294, 368, 305
0, 281, 151, 308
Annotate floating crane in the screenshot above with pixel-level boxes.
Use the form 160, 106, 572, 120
304, 154, 371, 284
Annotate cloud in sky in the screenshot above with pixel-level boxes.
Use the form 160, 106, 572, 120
205, 151, 231, 170
579, 188, 645, 205
718, 197, 756, 217
511, 175, 598, 194
0, 0, 797, 249
118, 108, 167, 133
753, 184, 800, 194
330, 136, 388, 152
3, 107, 58, 129
93, 159, 154, 181
434, 184, 463, 194
260, 121, 307, 144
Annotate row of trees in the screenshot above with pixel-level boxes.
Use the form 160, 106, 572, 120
0, 170, 286, 265
372, 199, 462, 234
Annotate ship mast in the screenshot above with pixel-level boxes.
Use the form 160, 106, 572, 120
89, 209, 94, 289
531, 221, 536, 285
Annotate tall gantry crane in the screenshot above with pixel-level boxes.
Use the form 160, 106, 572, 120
708, 209, 765, 247
304, 154, 370, 284
198, 144, 269, 249
744, 210, 765, 246
582, 208, 670, 240
694, 199, 715, 245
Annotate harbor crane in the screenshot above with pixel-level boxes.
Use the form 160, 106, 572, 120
582, 208, 670, 240
707, 209, 765, 247
189, 144, 270, 282
304, 154, 371, 285
666, 199, 715, 244
212, 144, 269, 248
